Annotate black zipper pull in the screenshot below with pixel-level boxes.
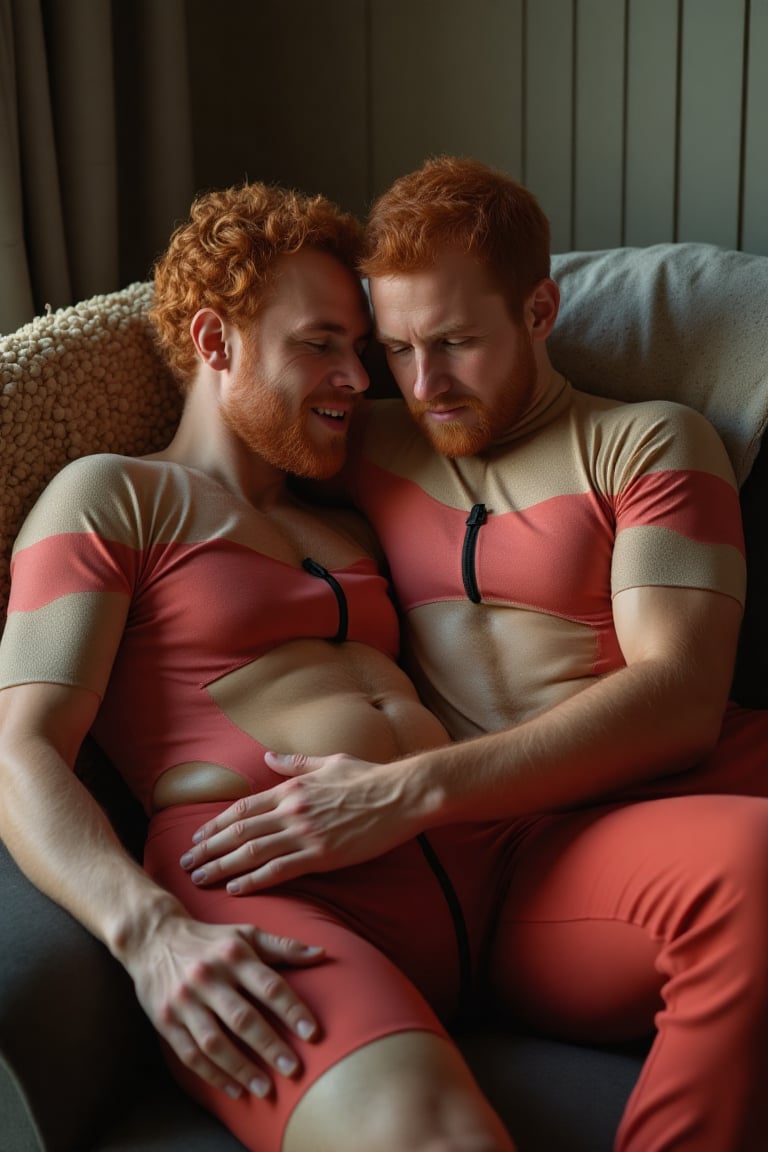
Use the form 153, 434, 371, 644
461, 503, 487, 604
302, 557, 349, 642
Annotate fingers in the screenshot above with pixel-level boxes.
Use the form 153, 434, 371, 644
181, 784, 310, 884
149, 925, 324, 1101
225, 851, 318, 895
182, 826, 303, 888
237, 929, 322, 1041
264, 750, 321, 775
162, 1001, 274, 1100
191, 792, 278, 846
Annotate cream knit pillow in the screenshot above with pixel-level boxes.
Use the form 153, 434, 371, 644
0, 282, 181, 624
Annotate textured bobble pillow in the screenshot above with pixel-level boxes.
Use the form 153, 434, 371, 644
0, 282, 182, 624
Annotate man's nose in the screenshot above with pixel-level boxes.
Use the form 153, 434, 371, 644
334, 353, 369, 393
412, 352, 447, 403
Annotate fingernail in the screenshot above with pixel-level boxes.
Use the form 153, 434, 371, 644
224, 1085, 242, 1099
250, 1077, 270, 1098
296, 1018, 315, 1039
179, 853, 193, 869
191, 868, 206, 884
227, 880, 241, 894
192, 830, 204, 844
277, 1055, 298, 1076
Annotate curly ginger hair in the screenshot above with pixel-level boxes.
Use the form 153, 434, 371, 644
150, 182, 363, 387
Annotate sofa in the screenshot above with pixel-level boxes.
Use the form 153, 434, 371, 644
2, 242, 768, 1152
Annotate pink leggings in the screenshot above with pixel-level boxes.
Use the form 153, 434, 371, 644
490, 703, 768, 1151
145, 703, 768, 1152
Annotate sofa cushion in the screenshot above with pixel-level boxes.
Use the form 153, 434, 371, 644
549, 243, 768, 488
0, 282, 181, 625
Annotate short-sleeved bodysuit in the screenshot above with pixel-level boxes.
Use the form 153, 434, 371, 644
346, 378, 746, 736
0, 453, 530, 1151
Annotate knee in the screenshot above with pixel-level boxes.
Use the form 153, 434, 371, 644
660, 799, 768, 979
283, 1031, 516, 1152
696, 800, 768, 905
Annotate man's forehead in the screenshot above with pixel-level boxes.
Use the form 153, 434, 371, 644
292, 315, 371, 340
370, 259, 501, 337
265, 251, 370, 327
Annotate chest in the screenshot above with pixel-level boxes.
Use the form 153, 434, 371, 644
119, 492, 398, 674
355, 407, 622, 626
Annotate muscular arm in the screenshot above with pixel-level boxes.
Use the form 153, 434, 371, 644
0, 681, 323, 1098
405, 582, 740, 820
185, 582, 741, 890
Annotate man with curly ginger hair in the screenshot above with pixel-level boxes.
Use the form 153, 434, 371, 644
186, 159, 768, 1152
0, 182, 516, 1152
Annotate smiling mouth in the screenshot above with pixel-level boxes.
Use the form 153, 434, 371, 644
312, 406, 347, 422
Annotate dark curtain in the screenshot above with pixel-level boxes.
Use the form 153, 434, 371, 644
0, 0, 195, 335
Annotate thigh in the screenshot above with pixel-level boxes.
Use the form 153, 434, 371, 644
284, 1031, 515, 1152
144, 804, 451, 1152
489, 794, 768, 1042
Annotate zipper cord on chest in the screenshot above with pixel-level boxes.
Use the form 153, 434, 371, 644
461, 503, 487, 603
302, 557, 349, 643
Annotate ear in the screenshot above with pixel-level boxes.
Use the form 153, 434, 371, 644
189, 308, 232, 370
524, 278, 560, 342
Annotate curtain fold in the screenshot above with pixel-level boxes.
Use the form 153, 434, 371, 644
0, 0, 195, 335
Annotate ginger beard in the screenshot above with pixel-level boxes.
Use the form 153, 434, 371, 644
222, 339, 351, 479
404, 327, 539, 457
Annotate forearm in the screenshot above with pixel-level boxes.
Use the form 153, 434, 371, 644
0, 734, 180, 960
402, 655, 723, 827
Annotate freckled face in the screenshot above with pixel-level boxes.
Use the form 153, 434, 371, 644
222, 249, 371, 478
370, 249, 541, 456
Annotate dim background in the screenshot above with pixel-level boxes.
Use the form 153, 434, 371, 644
2, 0, 766, 332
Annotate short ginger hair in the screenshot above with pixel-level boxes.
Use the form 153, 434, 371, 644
150, 182, 363, 386
361, 156, 551, 317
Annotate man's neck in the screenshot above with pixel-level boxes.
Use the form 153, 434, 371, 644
146, 382, 288, 508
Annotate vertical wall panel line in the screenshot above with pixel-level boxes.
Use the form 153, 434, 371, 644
570, 0, 579, 250
364, 0, 374, 209
672, 0, 684, 241
737, 0, 752, 249
521, 0, 528, 186
620, 0, 630, 245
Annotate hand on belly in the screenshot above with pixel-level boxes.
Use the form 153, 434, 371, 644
177, 749, 429, 893
153, 639, 449, 811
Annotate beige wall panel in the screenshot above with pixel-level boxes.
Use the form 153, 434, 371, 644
573, 0, 626, 250
187, 0, 369, 215
524, 0, 574, 253
183, 0, 763, 255
742, 0, 768, 255
370, 0, 524, 198
677, 0, 745, 249
624, 0, 679, 247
